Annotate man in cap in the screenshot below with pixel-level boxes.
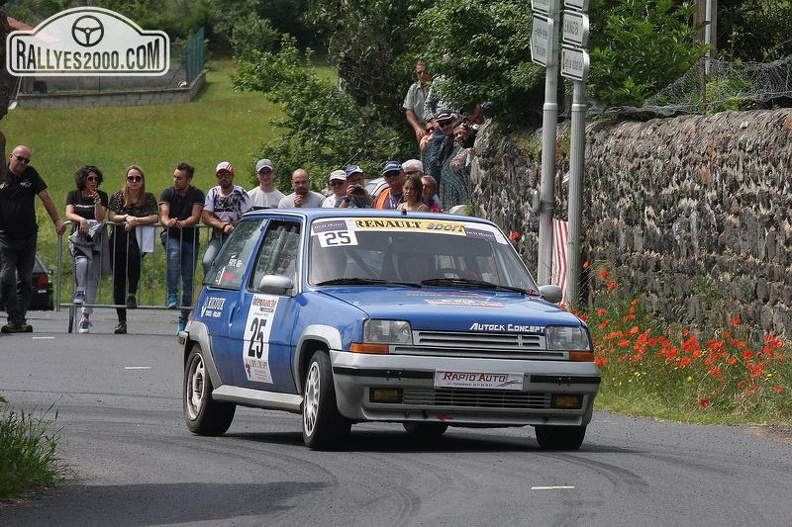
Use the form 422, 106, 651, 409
278, 168, 325, 208
374, 161, 406, 209
340, 165, 373, 208
427, 110, 457, 185
201, 161, 251, 275
322, 169, 350, 208
248, 158, 284, 209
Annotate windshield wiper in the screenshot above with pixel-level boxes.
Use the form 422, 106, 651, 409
315, 278, 387, 286
315, 277, 423, 288
420, 278, 529, 294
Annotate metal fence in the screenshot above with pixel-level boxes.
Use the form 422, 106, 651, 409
55, 221, 213, 333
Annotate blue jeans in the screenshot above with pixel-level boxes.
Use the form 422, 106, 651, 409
164, 234, 199, 323
0, 235, 35, 325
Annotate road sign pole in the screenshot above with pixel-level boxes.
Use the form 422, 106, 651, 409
536, 0, 561, 285
566, 79, 586, 308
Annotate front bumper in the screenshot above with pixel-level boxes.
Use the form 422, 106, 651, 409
330, 351, 599, 427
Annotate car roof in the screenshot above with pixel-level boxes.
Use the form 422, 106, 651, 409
240, 207, 488, 225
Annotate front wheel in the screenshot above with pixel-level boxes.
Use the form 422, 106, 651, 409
183, 344, 236, 435
302, 350, 350, 450
534, 424, 586, 450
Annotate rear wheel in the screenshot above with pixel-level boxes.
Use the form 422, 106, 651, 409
535, 425, 586, 450
403, 422, 449, 436
302, 350, 350, 450
183, 344, 236, 435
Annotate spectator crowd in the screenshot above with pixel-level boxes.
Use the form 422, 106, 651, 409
0, 65, 481, 336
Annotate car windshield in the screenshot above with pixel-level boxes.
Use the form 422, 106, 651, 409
308, 217, 538, 292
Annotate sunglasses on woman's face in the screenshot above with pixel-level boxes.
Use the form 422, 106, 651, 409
127, 176, 143, 182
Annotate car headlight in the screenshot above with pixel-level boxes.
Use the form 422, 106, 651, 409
363, 320, 413, 345
545, 326, 590, 351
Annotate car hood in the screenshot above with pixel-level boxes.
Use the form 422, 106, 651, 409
316, 287, 586, 332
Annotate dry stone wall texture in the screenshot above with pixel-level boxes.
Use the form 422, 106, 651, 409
472, 110, 792, 336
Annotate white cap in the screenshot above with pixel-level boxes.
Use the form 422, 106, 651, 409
215, 161, 234, 174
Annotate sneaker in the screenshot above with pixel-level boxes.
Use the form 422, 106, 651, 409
2, 322, 30, 333
114, 322, 127, 334
73, 291, 86, 305
126, 295, 137, 309
176, 320, 186, 334
78, 318, 91, 334
166, 294, 178, 309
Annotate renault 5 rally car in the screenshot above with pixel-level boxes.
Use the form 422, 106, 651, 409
179, 209, 600, 450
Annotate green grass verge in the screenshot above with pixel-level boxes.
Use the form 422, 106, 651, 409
0, 397, 65, 500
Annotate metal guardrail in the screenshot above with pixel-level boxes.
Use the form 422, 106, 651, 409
55, 221, 213, 333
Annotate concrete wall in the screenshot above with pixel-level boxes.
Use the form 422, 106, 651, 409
15, 69, 207, 108
471, 109, 792, 336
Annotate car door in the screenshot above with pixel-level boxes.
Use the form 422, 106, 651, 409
229, 218, 302, 394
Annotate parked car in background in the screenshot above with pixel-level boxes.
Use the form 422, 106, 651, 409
366, 177, 387, 199
0, 254, 54, 311
180, 209, 600, 450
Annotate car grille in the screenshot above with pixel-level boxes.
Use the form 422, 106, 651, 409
394, 331, 564, 359
402, 388, 551, 409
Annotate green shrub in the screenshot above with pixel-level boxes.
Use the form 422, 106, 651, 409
0, 400, 65, 499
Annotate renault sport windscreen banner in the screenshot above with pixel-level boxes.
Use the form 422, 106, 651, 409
6, 7, 170, 76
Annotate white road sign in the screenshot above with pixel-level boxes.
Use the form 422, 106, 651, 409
561, 45, 589, 81
562, 11, 589, 47
532, 0, 550, 15
563, 0, 589, 11
531, 15, 555, 67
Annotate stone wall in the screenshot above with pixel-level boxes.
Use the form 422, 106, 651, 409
471, 109, 792, 336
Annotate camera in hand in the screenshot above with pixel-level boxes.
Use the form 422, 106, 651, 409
352, 185, 364, 195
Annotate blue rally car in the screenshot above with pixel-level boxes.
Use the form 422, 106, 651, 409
179, 209, 600, 450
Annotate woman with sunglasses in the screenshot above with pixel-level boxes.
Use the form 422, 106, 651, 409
65, 165, 109, 334
107, 165, 159, 334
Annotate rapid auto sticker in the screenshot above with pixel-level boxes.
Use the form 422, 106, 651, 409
310, 218, 508, 244
200, 296, 226, 318
434, 371, 524, 391
243, 294, 279, 383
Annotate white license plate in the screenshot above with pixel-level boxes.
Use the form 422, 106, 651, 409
434, 371, 524, 391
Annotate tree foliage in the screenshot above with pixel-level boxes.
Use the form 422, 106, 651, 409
233, 37, 401, 190
307, 0, 413, 128
408, 0, 545, 128
716, 0, 792, 61
587, 0, 707, 107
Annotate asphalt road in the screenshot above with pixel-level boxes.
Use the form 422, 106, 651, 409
1, 310, 792, 526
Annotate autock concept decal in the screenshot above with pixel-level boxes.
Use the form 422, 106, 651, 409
200, 296, 226, 318
243, 295, 279, 383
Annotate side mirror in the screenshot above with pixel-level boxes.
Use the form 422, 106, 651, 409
538, 284, 562, 304
258, 274, 293, 295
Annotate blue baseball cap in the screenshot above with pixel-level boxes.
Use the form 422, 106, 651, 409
345, 165, 363, 178
382, 161, 402, 176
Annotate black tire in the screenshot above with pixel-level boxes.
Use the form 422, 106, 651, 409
403, 422, 449, 437
301, 350, 351, 450
535, 425, 587, 450
183, 344, 236, 436
67, 305, 74, 333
